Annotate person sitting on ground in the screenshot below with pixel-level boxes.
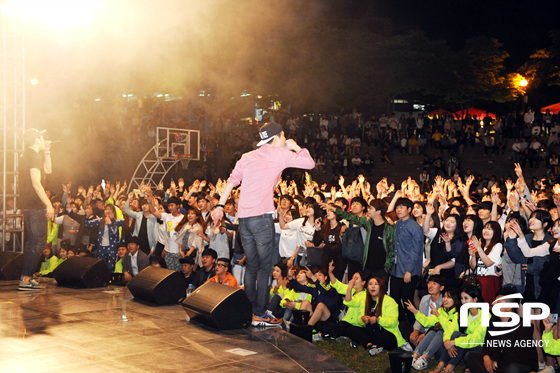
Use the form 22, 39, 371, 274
192, 248, 217, 288
407, 276, 445, 350
260, 266, 312, 326
179, 256, 195, 287
207, 257, 238, 287
123, 236, 150, 282
58, 246, 68, 263
465, 286, 538, 373
114, 243, 127, 274
149, 256, 166, 268
361, 277, 407, 357
66, 247, 76, 258
430, 285, 487, 373
266, 263, 291, 320
405, 286, 460, 371
34, 244, 61, 278
543, 314, 560, 358
327, 263, 368, 344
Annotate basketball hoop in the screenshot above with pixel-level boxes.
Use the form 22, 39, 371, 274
177, 154, 193, 169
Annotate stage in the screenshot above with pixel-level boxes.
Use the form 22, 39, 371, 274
0, 280, 352, 372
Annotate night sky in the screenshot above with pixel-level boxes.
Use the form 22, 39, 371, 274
341, 0, 560, 68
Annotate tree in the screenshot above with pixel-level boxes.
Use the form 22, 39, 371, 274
441, 36, 525, 109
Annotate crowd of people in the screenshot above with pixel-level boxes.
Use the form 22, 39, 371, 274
6, 108, 560, 373
7, 152, 560, 372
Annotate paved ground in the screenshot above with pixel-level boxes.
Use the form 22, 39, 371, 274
0, 279, 353, 373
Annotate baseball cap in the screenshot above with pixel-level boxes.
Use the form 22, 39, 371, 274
24, 128, 46, 146
257, 122, 283, 147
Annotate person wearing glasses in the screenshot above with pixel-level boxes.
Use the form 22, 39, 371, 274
207, 257, 238, 287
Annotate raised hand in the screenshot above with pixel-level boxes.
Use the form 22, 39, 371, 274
319, 202, 335, 212
404, 300, 418, 314
426, 202, 435, 216
328, 260, 335, 274
491, 191, 500, 205
429, 302, 441, 317
470, 236, 482, 252
514, 163, 523, 179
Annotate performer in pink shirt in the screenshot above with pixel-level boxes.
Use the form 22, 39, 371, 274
212, 122, 315, 326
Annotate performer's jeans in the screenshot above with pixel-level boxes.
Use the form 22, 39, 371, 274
239, 214, 275, 316
22, 209, 47, 277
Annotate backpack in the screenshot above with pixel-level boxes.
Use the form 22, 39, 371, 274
341, 225, 364, 263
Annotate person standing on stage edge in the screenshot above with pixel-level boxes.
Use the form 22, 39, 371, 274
211, 122, 315, 326
18, 128, 54, 291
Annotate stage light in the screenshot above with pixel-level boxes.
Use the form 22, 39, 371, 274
30, 77, 38, 85
1, 0, 100, 28
519, 79, 528, 87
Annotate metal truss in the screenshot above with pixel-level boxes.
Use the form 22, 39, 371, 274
1, 10, 25, 252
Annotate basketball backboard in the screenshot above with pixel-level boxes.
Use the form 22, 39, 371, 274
156, 127, 200, 160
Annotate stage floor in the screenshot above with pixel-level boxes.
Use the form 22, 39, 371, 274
0, 280, 353, 373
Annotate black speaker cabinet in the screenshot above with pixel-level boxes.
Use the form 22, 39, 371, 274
127, 266, 186, 305
182, 281, 252, 330
0, 251, 23, 280
289, 323, 313, 342
53, 257, 110, 288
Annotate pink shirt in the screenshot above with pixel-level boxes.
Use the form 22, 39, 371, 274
227, 144, 315, 218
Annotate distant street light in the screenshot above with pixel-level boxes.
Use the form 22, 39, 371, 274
519, 77, 529, 113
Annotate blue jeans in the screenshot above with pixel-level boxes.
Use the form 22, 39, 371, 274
22, 209, 47, 277
239, 214, 275, 316
415, 330, 443, 359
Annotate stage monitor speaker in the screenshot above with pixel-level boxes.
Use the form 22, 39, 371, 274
53, 257, 110, 288
0, 251, 23, 280
182, 281, 252, 330
127, 266, 186, 305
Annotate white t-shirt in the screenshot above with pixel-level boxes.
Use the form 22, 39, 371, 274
207, 225, 230, 260
161, 213, 184, 254
286, 217, 315, 256
476, 243, 503, 276
275, 222, 299, 258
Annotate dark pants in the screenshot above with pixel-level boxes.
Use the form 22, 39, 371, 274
268, 294, 285, 319
154, 242, 165, 258
239, 214, 275, 316
23, 209, 47, 277
438, 331, 481, 367
390, 275, 419, 325
342, 322, 398, 350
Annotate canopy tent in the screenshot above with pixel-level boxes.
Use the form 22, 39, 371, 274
454, 108, 496, 120
426, 109, 455, 119
541, 102, 560, 114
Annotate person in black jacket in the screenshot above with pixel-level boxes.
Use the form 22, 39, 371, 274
288, 266, 340, 327
192, 248, 217, 288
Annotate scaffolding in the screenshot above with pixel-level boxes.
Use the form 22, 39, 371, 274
1, 11, 25, 252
